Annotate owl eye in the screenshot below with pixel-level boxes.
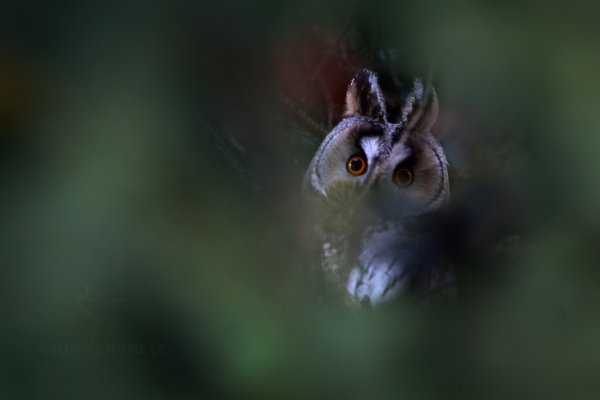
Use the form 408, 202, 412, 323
393, 167, 414, 187
347, 155, 367, 176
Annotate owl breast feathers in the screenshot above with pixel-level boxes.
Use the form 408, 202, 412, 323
304, 69, 452, 305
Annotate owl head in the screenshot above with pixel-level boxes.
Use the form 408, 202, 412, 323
304, 69, 451, 305
304, 69, 449, 218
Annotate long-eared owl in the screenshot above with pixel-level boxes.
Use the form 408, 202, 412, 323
304, 69, 453, 306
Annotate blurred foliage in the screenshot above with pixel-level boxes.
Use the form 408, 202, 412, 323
2, 0, 600, 399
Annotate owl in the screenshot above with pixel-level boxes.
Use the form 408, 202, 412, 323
303, 69, 453, 306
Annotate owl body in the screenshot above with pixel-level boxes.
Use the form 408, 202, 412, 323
304, 69, 453, 305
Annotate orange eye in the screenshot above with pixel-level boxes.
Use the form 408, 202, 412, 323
393, 167, 414, 187
347, 155, 367, 176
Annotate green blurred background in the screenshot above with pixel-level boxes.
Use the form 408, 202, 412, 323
2, 0, 600, 399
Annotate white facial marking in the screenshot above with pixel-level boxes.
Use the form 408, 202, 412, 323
360, 136, 381, 164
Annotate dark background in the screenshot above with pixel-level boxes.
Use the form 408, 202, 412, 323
2, 1, 600, 399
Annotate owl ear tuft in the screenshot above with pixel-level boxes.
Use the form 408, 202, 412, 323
402, 79, 439, 134
344, 69, 387, 121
